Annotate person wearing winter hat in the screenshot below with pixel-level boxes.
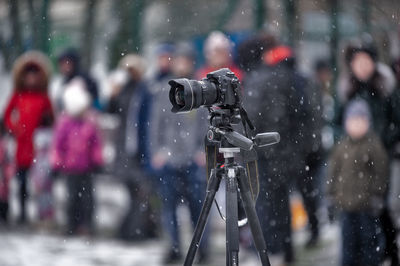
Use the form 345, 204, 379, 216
327, 99, 388, 266
196, 31, 243, 81
4, 51, 54, 224
57, 48, 101, 111
51, 78, 103, 235
335, 35, 395, 143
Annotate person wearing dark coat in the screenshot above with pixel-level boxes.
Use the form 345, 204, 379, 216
334, 36, 398, 266
107, 54, 147, 172
107, 54, 155, 241
58, 48, 101, 111
243, 44, 305, 265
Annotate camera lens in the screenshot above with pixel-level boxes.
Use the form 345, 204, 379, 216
168, 78, 218, 113
174, 87, 185, 107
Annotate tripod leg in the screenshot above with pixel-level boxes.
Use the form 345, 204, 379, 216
237, 168, 271, 266
226, 170, 239, 266
184, 169, 222, 266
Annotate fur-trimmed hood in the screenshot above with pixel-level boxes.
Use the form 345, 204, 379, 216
337, 62, 395, 103
12, 51, 52, 92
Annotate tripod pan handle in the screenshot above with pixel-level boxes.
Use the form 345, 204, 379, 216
254, 132, 280, 147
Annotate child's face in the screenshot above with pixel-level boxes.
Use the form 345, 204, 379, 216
345, 116, 369, 140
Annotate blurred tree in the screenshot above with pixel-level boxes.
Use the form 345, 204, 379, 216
330, 0, 339, 86
27, 0, 38, 49
82, 0, 99, 69
0, 33, 11, 69
9, 0, 23, 61
215, 0, 239, 30
39, 0, 51, 54
109, 0, 145, 68
284, 0, 296, 46
361, 0, 371, 33
26, 0, 51, 53
253, 0, 266, 30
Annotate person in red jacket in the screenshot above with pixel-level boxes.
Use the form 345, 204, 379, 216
196, 31, 243, 81
4, 51, 53, 223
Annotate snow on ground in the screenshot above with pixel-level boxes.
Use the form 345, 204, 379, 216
0, 176, 340, 266
0, 231, 163, 266
0, 220, 340, 266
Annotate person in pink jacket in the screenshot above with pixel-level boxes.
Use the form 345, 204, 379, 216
51, 78, 103, 235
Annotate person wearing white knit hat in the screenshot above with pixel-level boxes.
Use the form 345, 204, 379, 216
196, 31, 243, 81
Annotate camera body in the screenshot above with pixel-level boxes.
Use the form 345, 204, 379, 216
169, 68, 241, 113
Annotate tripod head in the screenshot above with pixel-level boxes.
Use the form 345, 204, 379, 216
204, 105, 280, 207
206, 106, 280, 152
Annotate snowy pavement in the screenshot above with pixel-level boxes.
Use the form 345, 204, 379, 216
0, 223, 340, 266
0, 176, 340, 266
0, 230, 164, 266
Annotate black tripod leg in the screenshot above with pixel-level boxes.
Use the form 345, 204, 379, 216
184, 169, 222, 266
237, 168, 271, 266
226, 171, 239, 266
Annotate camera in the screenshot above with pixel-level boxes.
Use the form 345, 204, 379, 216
169, 68, 241, 113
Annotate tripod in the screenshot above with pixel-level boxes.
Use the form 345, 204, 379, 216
184, 121, 278, 265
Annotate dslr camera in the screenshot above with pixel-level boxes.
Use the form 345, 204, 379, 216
169, 68, 241, 113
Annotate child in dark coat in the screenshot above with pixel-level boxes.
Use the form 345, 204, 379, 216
327, 99, 388, 266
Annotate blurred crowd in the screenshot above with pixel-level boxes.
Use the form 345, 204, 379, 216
1, 30, 400, 266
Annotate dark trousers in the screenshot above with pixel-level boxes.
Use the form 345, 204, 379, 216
0, 201, 8, 222
66, 173, 94, 234
117, 155, 158, 241
297, 164, 320, 238
341, 211, 385, 266
118, 178, 157, 240
380, 207, 399, 265
17, 168, 29, 222
256, 158, 293, 262
158, 164, 208, 254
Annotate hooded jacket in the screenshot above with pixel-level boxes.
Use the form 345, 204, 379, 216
4, 51, 53, 168
335, 63, 395, 146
